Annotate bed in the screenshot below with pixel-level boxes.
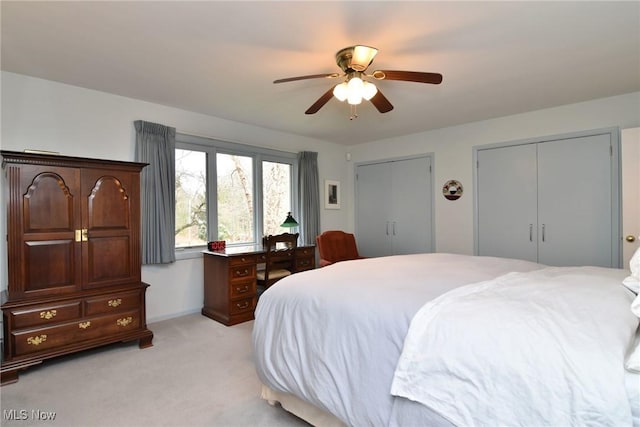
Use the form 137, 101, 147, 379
252, 253, 640, 427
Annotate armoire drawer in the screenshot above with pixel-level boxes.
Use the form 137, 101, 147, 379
9, 301, 82, 329
12, 310, 141, 357
84, 291, 141, 315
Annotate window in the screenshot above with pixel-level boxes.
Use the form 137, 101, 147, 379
175, 149, 207, 248
263, 161, 292, 236
217, 153, 254, 244
174, 134, 297, 255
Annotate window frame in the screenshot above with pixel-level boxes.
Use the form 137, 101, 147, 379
175, 133, 298, 260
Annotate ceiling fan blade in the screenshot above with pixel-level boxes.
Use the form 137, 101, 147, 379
305, 88, 335, 114
371, 70, 443, 84
274, 73, 341, 84
370, 90, 394, 113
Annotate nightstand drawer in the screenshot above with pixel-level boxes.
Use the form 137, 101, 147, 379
230, 280, 256, 298
12, 310, 141, 357
229, 265, 256, 281
84, 291, 140, 315
229, 255, 257, 266
228, 297, 256, 316
296, 247, 314, 258
10, 301, 82, 329
296, 257, 315, 271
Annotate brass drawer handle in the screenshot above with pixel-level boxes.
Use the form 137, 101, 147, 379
108, 299, 122, 307
235, 285, 249, 293
116, 317, 133, 327
79, 321, 91, 329
235, 269, 250, 277
40, 310, 57, 320
236, 301, 250, 310
27, 335, 47, 346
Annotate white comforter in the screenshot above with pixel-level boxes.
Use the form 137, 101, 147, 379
252, 253, 543, 426
391, 266, 639, 427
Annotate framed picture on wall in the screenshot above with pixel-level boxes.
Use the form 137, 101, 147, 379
325, 180, 341, 209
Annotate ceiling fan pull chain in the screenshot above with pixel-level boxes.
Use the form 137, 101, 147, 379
350, 104, 358, 120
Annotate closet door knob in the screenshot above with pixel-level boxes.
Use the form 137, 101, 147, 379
626, 235, 637, 243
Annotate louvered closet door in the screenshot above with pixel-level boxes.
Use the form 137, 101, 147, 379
356, 162, 393, 257
477, 144, 538, 262
537, 134, 613, 267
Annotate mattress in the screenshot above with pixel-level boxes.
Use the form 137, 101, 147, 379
252, 253, 543, 426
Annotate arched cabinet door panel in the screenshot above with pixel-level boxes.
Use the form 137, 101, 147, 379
12, 166, 82, 298
82, 169, 140, 289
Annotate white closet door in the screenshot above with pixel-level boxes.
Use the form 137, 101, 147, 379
477, 144, 538, 262
537, 134, 613, 267
390, 156, 433, 255
356, 162, 393, 257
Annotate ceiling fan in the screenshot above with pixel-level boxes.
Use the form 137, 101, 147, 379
273, 45, 443, 117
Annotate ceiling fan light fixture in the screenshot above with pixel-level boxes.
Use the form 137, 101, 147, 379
362, 81, 378, 100
333, 82, 348, 102
347, 77, 364, 105
351, 45, 378, 71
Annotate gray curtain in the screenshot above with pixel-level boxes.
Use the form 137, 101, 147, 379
134, 120, 176, 264
298, 151, 320, 245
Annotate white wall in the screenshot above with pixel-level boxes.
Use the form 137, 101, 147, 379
0, 71, 350, 322
2, 71, 639, 322
349, 92, 640, 255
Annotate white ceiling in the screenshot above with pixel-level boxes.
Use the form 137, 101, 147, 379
2, 1, 639, 146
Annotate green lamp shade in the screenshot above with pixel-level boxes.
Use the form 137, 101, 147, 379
281, 212, 299, 228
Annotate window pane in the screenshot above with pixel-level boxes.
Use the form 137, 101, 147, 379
175, 149, 207, 248
217, 153, 254, 244
263, 161, 292, 236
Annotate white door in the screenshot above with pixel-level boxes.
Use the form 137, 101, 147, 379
476, 130, 618, 267
622, 127, 640, 267
390, 156, 433, 255
477, 144, 538, 262
356, 156, 433, 257
356, 162, 392, 257
537, 134, 614, 267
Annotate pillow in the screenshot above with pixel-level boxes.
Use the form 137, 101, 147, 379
623, 246, 640, 294
625, 292, 640, 372
626, 329, 640, 373
623, 276, 640, 294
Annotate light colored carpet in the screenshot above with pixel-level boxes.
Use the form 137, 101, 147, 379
0, 314, 309, 427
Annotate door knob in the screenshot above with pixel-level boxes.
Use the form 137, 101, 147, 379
626, 235, 637, 243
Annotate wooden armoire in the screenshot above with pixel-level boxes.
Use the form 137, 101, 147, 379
0, 151, 153, 385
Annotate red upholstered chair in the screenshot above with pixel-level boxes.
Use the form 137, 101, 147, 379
316, 230, 366, 267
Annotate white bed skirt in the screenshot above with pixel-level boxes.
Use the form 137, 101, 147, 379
261, 384, 346, 427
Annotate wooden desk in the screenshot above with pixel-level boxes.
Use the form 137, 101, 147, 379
202, 245, 315, 326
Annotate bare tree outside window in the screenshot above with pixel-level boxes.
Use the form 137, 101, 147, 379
175, 149, 207, 247
217, 153, 254, 243
263, 161, 291, 236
